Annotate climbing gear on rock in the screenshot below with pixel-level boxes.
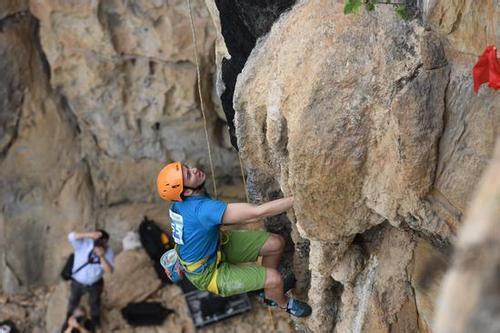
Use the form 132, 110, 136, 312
254, 295, 312, 318
157, 162, 184, 201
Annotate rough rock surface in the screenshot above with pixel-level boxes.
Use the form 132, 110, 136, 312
207, 0, 499, 331
0, 0, 244, 292
0, 10, 86, 293
0, 0, 293, 331
1, 0, 499, 332
424, 0, 498, 55
234, 1, 451, 241
45, 282, 69, 333
203, 0, 296, 148
434, 140, 500, 333
104, 249, 162, 308
0, 286, 50, 332
5, 279, 295, 333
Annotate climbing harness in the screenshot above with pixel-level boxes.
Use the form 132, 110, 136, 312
160, 244, 222, 289
161, 230, 229, 291
178, 246, 223, 294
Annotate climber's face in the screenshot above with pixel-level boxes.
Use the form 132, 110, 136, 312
182, 164, 206, 193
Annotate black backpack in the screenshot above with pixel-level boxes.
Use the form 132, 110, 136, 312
60, 251, 94, 281
138, 217, 172, 284
121, 302, 174, 326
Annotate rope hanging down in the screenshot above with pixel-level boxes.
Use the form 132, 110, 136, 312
186, 0, 218, 199
186, 1, 265, 227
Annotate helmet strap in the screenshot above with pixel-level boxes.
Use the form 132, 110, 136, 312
183, 182, 205, 193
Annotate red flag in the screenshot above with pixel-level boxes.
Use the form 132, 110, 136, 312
472, 45, 500, 93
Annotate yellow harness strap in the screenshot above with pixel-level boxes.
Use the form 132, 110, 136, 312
175, 245, 209, 272
177, 231, 227, 294
177, 248, 222, 295
207, 250, 222, 294
180, 256, 208, 272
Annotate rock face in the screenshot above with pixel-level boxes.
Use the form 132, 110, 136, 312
1, 0, 499, 332
104, 249, 161, 308
0, 0, 243, 293
424, 0, 498, 56
0, 1, 293, 331
205, 0, 296, 148
434, 141, 500, 333
207, 0, 499, 331
0, 286, 50, 332
234, 2, 450, 240
0, 10, 86, 293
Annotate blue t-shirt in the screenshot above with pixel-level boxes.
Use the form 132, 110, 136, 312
169, 195, 227, 263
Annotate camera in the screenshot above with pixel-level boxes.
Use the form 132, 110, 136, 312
75, 316, 86, 325
94, 238, 107, 248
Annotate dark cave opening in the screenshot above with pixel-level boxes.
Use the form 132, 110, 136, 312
214, 0, 296, 149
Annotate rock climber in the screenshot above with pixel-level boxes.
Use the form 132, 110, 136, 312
156, 162, 312, 317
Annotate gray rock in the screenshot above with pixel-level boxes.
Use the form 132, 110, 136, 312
435, 139, 500, 333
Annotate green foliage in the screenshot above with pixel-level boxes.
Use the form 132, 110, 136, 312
395, 5, 410, 20
343, 0, 411, 20
344, 0, 362, 14
365, 0, 376, 11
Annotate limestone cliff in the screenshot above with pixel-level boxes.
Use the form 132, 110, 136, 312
0, 0, 240, 293
0, 1, 254, 331
435, 141, 500, 333
0, 0, 499, 332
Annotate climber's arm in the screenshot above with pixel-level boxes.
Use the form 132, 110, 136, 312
222, 197, 293, 224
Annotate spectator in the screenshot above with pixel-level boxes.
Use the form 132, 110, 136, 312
66, 229, 114, 327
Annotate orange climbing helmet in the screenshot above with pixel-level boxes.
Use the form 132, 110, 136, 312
157, 162, 184, 201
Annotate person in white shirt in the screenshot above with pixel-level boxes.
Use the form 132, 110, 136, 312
66, 230, 114, 327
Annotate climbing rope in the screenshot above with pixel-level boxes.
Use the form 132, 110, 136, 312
186, 1, 276, 330
238, 154, 250, 202
186, 0, 262, 225
186, 0, 218, 199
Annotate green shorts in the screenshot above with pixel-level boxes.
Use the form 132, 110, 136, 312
185, 230, 269, 297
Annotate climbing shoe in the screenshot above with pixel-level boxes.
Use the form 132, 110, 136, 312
285, 298, 312, 317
